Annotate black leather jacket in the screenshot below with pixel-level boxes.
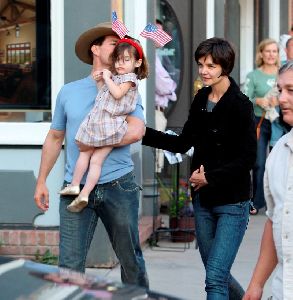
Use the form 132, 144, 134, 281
142, 77, 257, 207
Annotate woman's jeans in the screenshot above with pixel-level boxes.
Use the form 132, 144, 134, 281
58, 171, 149, 288
253, 117, 271, 209
194, 195, 249, 300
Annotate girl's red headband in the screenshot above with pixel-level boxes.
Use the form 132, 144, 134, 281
116, 38, 143, 60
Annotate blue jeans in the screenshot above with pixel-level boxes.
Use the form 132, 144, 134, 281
58, 171, 149, 288
253, 117, 271, 209
194, 195, 249, 300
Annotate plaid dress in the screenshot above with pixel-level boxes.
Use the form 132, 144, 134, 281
75, 73, 138, 147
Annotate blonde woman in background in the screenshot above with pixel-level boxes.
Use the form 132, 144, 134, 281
242, 38, 285, 215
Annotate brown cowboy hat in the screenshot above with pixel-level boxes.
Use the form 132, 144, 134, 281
75, 22, 118, 65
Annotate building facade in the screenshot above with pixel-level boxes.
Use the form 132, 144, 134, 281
0, 0, 292, 263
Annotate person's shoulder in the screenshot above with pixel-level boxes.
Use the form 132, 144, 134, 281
236, 91, 250, 102
267, 130, 292, 163
246, 69, 259, 78
275, 129, 293, 147
231, 90, 253, 111
61, 76, 93, 92
196, 86, 210, 98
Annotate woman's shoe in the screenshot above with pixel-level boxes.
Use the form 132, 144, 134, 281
249, 203, 259, 215
67, 195, 88, 213
59, 184, 80, 195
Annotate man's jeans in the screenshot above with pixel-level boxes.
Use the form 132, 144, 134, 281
58, 171, 149, 288
194, 196, 249, 300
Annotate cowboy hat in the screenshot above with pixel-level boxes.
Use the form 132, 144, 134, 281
75, 22, 117, 65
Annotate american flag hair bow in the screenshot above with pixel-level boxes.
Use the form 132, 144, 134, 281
112, 11, 129, 39
140, 23, 172, 47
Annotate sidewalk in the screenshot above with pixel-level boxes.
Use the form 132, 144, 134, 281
86, 214, 273, 300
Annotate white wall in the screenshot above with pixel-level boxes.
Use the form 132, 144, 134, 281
124, 0, 148, 115
240, 0, 254, 84
206, 0, 215, 38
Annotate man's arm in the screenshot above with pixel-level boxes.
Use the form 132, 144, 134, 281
117, 115, 145, 146
34, 129, 65, 211
243, 219, 278, 300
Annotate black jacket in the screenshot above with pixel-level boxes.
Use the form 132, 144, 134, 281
142, 77, 257, 207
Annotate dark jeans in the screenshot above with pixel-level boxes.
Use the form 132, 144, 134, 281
253, 117, 271, 209
58, 171, 149, 288
194, 195, 249, 299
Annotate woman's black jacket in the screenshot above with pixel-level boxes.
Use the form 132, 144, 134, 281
142, 77, 257, 207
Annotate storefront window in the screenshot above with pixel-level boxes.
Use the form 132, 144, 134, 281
157, 0, 182, 90
0, 0, 51, 122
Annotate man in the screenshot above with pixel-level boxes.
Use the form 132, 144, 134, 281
154, 19, 177, 173
285, 37, 293, 62
243, 60, 293, 300
34, 22, 149, 288
279, 25, 293, 63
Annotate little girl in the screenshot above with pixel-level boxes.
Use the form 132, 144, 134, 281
59, 37, 149, 212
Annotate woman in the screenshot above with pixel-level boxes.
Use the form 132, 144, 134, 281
242, 38, 285, 215
142, 38, 257, 299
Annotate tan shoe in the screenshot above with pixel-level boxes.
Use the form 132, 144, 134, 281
67, 195, 88, 213
59, 185, 80, 195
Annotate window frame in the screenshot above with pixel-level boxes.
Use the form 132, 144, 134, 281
0, 0, 64, 145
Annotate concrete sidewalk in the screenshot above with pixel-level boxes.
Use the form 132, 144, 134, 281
86, 214, 273, 300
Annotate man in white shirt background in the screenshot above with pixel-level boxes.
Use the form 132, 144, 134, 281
243, 60, 293, 300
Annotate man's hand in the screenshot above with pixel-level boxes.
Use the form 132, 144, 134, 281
34, 181, 49, 212
189, 165, 208, 191
242, 284, 263, 300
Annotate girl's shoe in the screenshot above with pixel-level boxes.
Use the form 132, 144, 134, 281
67, 195, 88, 213
59, 185, 80, 195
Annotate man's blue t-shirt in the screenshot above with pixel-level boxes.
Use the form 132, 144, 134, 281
51, 75, 145, 184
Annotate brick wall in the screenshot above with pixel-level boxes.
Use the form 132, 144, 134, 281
0, 216, 160, 260
0, 229, 59, 260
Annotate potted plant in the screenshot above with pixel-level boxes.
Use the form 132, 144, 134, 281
169, 179, 195, 242
157, 175, 195, 242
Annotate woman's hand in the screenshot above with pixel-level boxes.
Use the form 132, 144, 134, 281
189, 165, 208, 191
255, 97, 270, 109
268, 96, 279, 107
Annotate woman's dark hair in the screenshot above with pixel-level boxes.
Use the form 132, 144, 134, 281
110, 37, 149, 80
194, 37, 235, 76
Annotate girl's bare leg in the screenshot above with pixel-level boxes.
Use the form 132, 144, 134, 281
59, 148, 94, 195
67, 146, 112, 212
71, 149, 94, 186
80, 146, 113, 197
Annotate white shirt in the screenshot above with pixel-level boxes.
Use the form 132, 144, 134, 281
264, 128, 293, 300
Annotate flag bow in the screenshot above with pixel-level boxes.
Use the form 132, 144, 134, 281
140, 23, 172, 47
112, 11, 129, 39
112, 11, 172, 47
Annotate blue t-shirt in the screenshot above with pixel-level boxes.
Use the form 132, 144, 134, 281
51, 75, 145, 184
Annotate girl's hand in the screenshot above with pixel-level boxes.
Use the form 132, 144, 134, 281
102, 69, 112, 80
92, 70, 103, 81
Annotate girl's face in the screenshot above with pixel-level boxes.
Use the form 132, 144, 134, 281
114, 49, 142, 75
261, 43, 279, 66
197, 54, 224, 87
